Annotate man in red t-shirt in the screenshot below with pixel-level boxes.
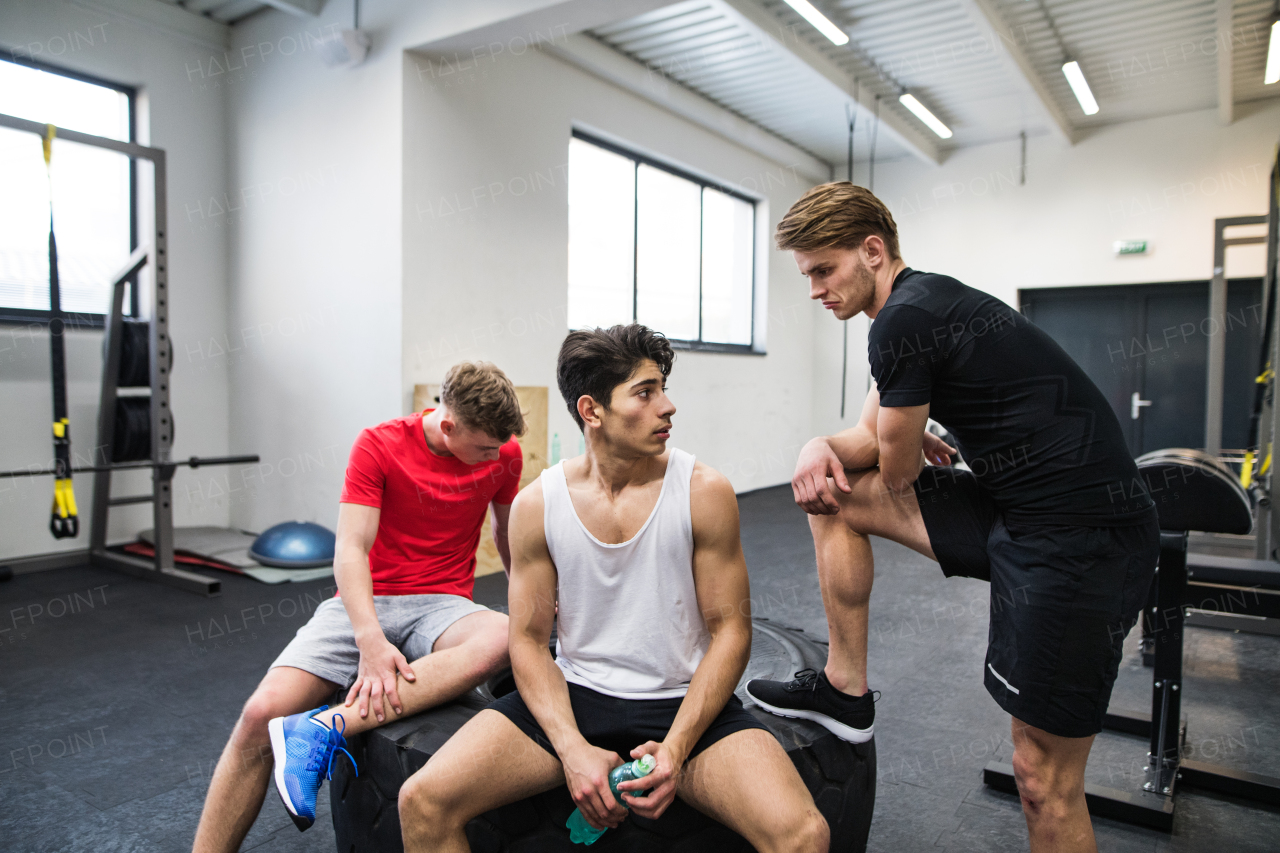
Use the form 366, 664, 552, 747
192, 362, 525, 851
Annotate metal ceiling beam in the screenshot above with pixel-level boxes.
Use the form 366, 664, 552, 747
256, 0, 321, 17
545, 34, 830, 182
1217, 0, 1234, 125
958, 0, 1076, 144
716, 0, 942, 166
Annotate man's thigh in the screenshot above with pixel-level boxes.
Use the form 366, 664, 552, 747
824, 467, 934, 559
677, 728, 822, 844
430, 609, 508, 654
405, 708, 563, 817
268, 597, 361, 687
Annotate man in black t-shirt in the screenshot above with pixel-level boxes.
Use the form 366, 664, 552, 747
745, 182, 1159, 853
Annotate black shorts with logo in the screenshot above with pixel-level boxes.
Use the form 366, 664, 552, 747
913, 465, 1160, 738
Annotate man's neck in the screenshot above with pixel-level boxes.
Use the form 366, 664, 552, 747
421, 408, 451, 457
865, 258, 908, 320
574, 436, 664, 498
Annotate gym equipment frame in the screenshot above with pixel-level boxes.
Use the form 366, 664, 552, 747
0, 111, 258, 597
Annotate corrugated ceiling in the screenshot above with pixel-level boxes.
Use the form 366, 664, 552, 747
593, 0, 1280, 166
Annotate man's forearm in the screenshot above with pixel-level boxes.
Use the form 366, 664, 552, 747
511, 636, 587, 756
494, 532, 512, 577
334, 548, 383, 642
825, 427, 879, 471
662, 624, 751, 762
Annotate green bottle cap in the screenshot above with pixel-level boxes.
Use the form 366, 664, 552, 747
635, 754, 656, 776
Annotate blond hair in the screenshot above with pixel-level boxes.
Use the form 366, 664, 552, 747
440, 362, 526, 440
775, 182, 901, 259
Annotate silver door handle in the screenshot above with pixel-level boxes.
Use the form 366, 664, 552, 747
1131, 392, 1153, 420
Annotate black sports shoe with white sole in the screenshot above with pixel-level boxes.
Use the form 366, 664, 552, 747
745, 668, 875, 743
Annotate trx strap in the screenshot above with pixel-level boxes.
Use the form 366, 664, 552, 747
44, 124, 78, 539
1243, 153, 1280, 488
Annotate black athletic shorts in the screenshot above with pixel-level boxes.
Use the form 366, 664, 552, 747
913, 465, 1160, 738
488, 682, 768, 762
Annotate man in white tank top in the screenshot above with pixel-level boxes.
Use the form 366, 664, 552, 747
397, 325, 829, 852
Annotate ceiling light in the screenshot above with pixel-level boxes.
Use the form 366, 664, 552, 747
898, 93, 952, 139
1061, 60, 1099, 115
781, 0, 849, 46
1266, 10, 1280, 84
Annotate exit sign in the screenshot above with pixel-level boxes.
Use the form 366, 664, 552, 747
1114, 240, 1149, 255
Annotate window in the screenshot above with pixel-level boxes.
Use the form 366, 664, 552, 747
0, 57, 135, 325
567, 131, 757, 351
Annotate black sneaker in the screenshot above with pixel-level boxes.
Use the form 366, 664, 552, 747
745, 669, 876, 743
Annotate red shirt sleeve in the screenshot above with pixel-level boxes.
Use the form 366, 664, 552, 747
340, 427, 388, 508
493, 440, 524, 505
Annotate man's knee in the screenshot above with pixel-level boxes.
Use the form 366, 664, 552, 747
809, 509, 863, 539
398, 767, 457, 833
469, 612, 511, 675
238, 690, 283, 741
793, 810, 830, 853
1011, 748, 1078, 817
761, 807, 828, 853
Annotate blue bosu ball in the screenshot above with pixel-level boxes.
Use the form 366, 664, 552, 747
250, 521, 336, 568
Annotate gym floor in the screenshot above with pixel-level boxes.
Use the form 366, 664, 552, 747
3, 486, 1278, 852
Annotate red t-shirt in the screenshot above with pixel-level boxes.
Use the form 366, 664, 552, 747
340, 412, 523, 597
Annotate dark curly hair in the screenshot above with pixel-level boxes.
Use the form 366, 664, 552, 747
556, 324, 674, 430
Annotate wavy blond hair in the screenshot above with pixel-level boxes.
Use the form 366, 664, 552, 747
775, 181, 900, 259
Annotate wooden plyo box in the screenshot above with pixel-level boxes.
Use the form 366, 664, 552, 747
412, 384, 548, 577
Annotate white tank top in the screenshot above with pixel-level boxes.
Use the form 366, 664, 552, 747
544, 448, 709, 699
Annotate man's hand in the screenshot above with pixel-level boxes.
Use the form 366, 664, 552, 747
792, 437, 851, 516
922, 431, 956, 466
344, 634, 416, 722
617, 741, 683, 821
561, 741, 629, 830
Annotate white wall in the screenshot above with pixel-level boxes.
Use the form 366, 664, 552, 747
0, 0, 231, 561
876, 101, 1279, 306
222, 0, 613, 530
400, 46, 820, 494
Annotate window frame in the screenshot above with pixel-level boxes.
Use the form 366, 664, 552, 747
0, 54, 138, 329
570, 129, 760, 355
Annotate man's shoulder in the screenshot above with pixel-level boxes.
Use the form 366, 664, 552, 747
889, 269, 973, 304
499, 437, 524, 461
688, 460, 736, 525
358, 413, 418, 445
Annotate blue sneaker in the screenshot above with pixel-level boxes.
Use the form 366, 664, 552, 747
268, 705, 357, 830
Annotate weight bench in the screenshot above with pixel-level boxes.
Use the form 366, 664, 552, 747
984, 448, 1280, 830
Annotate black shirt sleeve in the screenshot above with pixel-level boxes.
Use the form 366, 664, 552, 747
868, 304, 944, 407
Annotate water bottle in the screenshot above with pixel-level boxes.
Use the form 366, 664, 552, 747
565, 753, 656, 845
552, 432, 561, 465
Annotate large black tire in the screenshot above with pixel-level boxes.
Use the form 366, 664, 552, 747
331, 618, 875, 852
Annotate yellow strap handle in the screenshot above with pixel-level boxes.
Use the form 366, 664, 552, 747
51, 477, 79, 519
1242, 449, 1255, 488
43, 123, 55, 166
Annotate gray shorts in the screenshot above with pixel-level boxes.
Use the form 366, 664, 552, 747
269, 594, 491, 687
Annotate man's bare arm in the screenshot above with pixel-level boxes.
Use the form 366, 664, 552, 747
334, 502, 417, 720
617, 464, 752, 820
490, 501, 514, 577
506, 479, 628, 830
876, 403, 931, 497
793, 387, 881, 515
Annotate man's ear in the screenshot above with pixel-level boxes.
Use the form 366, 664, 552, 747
440, 416, 456, 437
861, 234, 887, 269
577, 395, 603, 429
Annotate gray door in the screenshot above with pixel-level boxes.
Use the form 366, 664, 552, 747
1021, 280, 1263, 457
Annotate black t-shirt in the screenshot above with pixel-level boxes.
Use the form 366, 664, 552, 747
868, 268, 1155, 526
